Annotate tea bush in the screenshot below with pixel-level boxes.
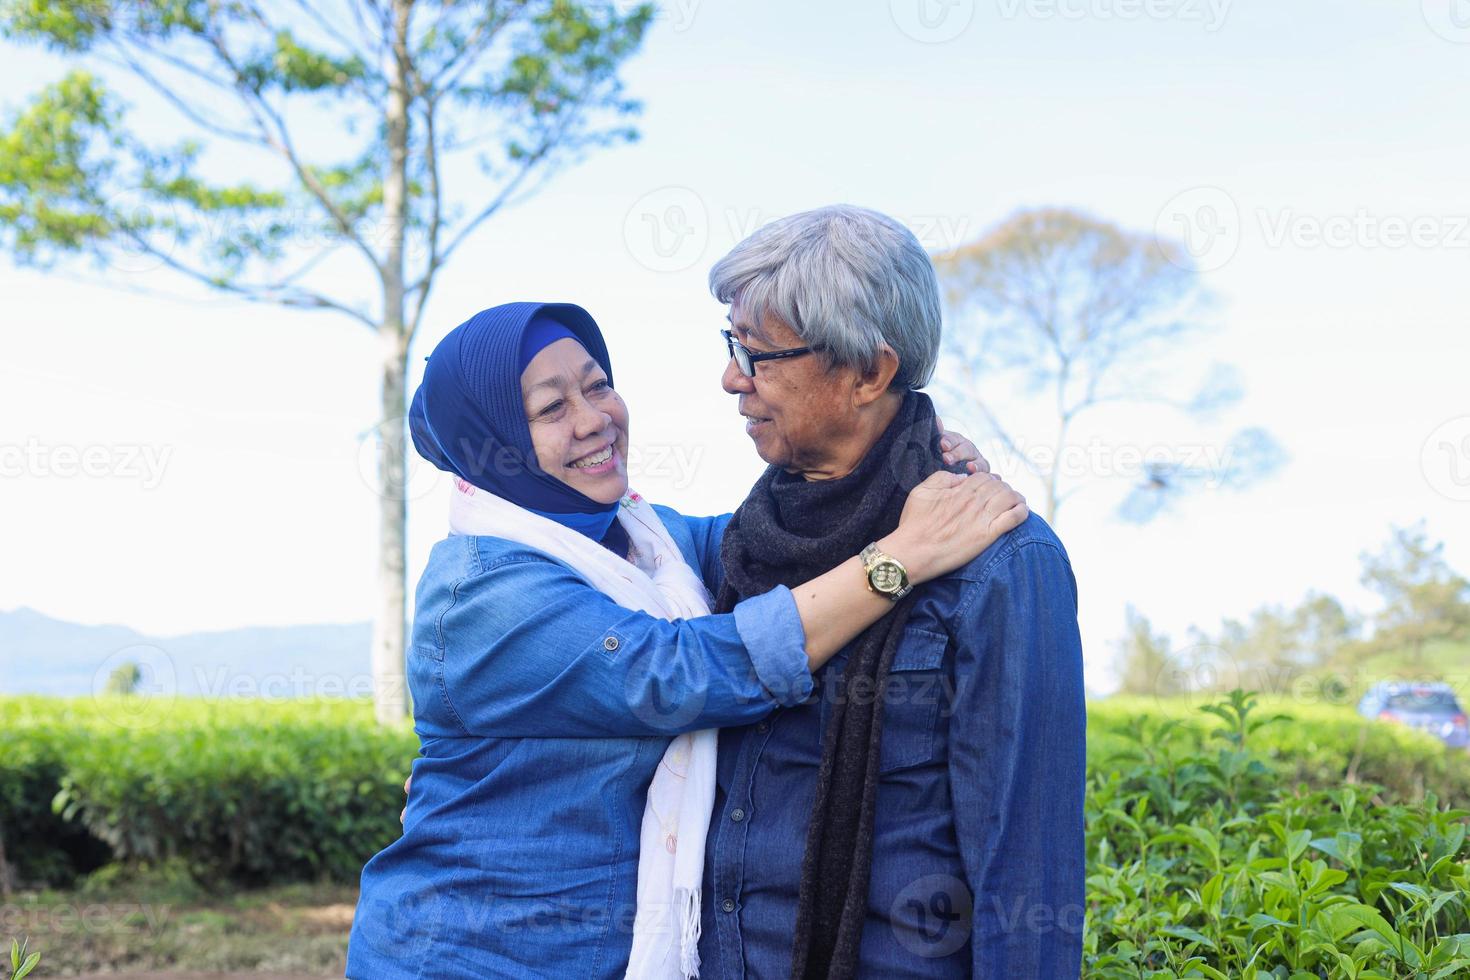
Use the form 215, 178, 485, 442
1091, 695, 1470, 808
4, 692, 1469, 979
1085, 692, 1470, 977
0, 697, 416, 885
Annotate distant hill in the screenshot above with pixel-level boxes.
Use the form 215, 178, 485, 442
0, 607, 371, 698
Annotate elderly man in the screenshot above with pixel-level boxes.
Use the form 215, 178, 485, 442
697, 205, 1086, 978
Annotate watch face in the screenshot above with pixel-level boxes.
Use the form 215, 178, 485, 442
871, 561, 903, 593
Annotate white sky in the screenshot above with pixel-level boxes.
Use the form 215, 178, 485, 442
2, 1, 1467, 692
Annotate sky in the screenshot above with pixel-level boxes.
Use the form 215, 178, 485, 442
1, 0, 1466, 694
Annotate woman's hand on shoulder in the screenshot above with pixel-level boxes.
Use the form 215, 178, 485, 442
935, 416, 989, 474
883, 471, 1028, 584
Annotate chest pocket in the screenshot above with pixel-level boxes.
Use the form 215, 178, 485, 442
878, 627, 950, 773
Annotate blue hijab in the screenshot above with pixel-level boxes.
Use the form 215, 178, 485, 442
409, 302, 621, 540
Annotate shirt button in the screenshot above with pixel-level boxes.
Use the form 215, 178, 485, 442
721, 898, 736, 913
603, 636, 619, 652
756, 721, 770, 734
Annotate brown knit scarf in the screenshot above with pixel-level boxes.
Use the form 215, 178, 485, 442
714, 390, 953, 979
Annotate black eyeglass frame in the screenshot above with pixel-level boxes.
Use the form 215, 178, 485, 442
721, 329, 813, 377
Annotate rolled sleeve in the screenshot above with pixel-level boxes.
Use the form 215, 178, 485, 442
732, 585, 813, 706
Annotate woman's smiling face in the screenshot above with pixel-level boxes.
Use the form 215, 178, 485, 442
520, 337, 630, 505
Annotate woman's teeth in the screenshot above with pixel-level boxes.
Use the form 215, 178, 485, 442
571, 446, 614, 469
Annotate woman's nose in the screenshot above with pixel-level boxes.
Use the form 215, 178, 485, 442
570, 396, 612, 438
721, 357, 754, 395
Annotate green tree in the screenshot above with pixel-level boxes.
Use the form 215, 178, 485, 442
1217, 592, 1356, 675
933, 207, 1285, 527
104, 660, 142, 695
1115, 605, 1176, 696
0, 0, 653, 723
1358, 523, 1470, 674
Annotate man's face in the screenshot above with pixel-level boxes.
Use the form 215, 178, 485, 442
721, 297, 863, 478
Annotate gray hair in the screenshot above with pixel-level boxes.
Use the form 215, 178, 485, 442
708, 204, 942, 390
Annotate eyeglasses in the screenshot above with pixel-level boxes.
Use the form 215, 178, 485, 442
721, 329, 813, 378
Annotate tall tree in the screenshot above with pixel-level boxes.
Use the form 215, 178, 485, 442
1358, 523, 1470, 674
1198, 591, 1358, 693
1115, 605, 1176, 697
0, 0, 653, 723
933, 208, 1284, 526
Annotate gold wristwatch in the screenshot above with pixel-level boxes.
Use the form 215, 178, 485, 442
860, 542, 912, 601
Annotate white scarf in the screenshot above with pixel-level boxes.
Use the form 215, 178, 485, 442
448, 478, 715, 979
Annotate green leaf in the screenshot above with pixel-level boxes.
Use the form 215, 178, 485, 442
1286, 828, 1312, 864
1162, 924, 1218, 950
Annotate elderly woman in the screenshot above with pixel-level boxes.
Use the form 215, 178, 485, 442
345, 302, 1025, 979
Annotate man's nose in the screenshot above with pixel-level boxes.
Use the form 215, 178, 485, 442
721, 357, 754, 395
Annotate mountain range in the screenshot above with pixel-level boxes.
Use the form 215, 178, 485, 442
0, 606, 371, 698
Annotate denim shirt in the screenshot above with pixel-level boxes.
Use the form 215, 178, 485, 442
697, 514, 1087, 979
347, 505, 811, 980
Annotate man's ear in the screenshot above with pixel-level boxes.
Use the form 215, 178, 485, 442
853, 344, 901, 408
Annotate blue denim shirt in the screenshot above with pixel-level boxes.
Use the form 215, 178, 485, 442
347, 505, 811, 980
698, 514, 1087, 979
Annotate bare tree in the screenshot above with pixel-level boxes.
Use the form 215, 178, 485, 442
933, 207, 1284, 526
0, 0, 654, 723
